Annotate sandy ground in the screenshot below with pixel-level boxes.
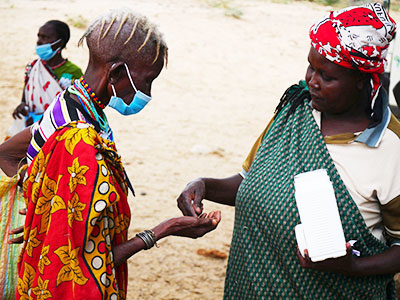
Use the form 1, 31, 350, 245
1, 0, 399, 299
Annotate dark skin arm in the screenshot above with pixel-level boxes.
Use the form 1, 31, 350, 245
113, 211, 221, 267
297, 242, 400, 276
177, 174, 243, 217
0, 127, 31, 177
2, 129, 31, 244
10, 210, 222, 266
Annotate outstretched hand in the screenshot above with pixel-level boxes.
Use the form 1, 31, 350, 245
296, 242, 357, 276
166, 211, 221, 239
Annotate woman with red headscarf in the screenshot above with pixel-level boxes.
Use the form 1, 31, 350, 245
177, 3, 400, 298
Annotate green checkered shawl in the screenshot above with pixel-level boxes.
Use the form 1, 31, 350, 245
224, 84, 396, 299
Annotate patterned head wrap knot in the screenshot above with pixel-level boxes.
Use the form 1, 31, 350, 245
309, 3, 396, 122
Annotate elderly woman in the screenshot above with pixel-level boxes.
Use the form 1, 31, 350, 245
13, 9, 220, 300
12, 20, 83, 128
177, 3, 400, 299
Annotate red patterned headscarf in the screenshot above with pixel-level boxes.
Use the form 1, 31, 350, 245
309, 3, 396, 115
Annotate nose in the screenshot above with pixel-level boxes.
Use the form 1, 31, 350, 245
307, 70, 320, 90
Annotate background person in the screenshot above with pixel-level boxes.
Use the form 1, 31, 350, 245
11, 20, 83, 129
177, 3, 400, 299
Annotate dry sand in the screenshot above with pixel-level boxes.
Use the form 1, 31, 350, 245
1, 0, 399, 299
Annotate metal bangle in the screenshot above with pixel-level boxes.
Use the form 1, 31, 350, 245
136, 230, 159, 250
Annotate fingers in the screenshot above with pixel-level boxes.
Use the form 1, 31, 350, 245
207, 211, 221, 226
304, 249, 312, 261
19, 208, 27, 216
177, 181, 205, 217
192, 192, 204, 215
197, 211, 222, 228
12, 110, 22, 119
296, 247, 306, 266
345, 242, 353, 256
8, 222, 25, 245
8, 236, 24, 244
177, 193, 197, 217
9, 226, 24, 235
297, 248, 314, 269
12, 104, 29, 119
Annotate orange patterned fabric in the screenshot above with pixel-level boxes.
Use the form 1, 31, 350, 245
17, 121, 131, 300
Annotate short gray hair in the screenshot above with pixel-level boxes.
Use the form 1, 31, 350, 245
79, 8, 168, 65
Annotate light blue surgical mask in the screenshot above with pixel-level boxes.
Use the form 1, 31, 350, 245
35, 39, 61, 61
108, 64, 152, 115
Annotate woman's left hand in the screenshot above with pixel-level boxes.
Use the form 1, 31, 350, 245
296, 242, 357, 275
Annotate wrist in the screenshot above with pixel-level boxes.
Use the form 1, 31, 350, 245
152, 218, 174, 240
194, 177, 206, 198
348, 256, 363, 276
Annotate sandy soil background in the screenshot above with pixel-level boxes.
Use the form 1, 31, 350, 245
1, 0, 399, 299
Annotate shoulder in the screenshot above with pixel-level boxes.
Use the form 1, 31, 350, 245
275, 81, 310, 116
387, 114, 400, 140
25, 59, 38, 73
372, 115, 400, 167
28, 59, 38, 66
378, 115, 400, 160
62, 60, 83, 75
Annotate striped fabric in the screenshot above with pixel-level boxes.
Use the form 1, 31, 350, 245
26, 91, 87, 166
0, 168, 26, 300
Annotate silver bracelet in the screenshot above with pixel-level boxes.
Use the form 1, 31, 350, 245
136, 230, 159, 250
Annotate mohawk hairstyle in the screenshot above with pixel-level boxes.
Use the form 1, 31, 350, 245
79, 9, 168, 66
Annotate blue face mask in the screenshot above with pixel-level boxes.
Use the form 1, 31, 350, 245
35, 39, 61, 61
108, 64, 152, 115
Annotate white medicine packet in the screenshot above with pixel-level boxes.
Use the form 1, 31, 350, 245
294, 169, 346, 262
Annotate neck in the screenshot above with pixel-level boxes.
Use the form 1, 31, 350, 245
69, 75, 104, 117
321, 109, 371, 136
81, 72, 107, 114
46, 52, 65, 68
84, 71, 109, 110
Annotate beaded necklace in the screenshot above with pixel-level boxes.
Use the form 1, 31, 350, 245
50, 59, 67, 70
68, 77, 113, 141
79, 77, 105, 109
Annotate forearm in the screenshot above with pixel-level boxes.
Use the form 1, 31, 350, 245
113, 213, 220, 266
0, 127, 31, 176
352, 245, 400, 276
202, 173, 243, 206
113, 220, 172, 267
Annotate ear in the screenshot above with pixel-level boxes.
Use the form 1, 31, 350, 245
102, 62, 125, 105
59, 39, 67, 50
107, 62, 125, 85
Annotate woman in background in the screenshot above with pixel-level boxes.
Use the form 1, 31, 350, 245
12, 20, 83, 128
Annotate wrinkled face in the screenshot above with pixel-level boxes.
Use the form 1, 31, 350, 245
112, 54, 164, 104
305, 47, 364, 115
37, 23, 62, 49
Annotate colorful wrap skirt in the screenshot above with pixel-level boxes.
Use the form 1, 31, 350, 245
17, 121, 131, 300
